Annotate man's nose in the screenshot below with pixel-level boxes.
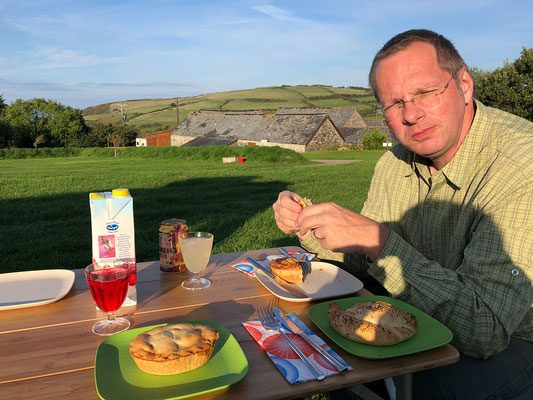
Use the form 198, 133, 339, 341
402, 100, 425, 124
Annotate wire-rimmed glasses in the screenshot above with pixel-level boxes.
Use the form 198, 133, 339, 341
381, 77, 453, 122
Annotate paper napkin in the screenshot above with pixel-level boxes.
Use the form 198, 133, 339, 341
231, 252, 316, 277
242, 313, 352, 384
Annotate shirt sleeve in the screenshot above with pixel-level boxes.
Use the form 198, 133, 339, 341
368, 185, 533, 359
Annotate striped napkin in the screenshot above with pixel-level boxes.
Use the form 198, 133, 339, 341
231, 252, 316, 277
242, 313, 352, 384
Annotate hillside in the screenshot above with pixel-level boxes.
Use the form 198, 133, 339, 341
82, 85, 379, 135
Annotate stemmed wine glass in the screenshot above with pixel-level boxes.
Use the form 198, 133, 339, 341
85, 260, 131, 336
178, 232, 213, 290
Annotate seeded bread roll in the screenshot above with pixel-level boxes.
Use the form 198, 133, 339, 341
129, 323, 219, 375
328, 301, 417, 346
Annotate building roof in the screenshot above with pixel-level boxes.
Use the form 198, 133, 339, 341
173, 113, 336, 145
181, 135, 238, 147
198, 109, 264, 115
342, 126, 396, 144
276, 107, 366, 128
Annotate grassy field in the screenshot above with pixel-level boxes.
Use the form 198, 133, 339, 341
0, 147, 384, 274
82, 85, 380, 135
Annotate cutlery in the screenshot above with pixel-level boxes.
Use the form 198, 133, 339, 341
258, 306, 325, 381
273, 307, 348, 372
246, 257, 307, 298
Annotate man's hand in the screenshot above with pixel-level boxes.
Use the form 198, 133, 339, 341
272, 191, 311, 240
297, 202, 391, 262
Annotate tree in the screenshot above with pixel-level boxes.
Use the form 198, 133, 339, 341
0, 98, 90, 148
109, 124, 137, 147
362, 128, 388, 150
471, 47, 532, 121
87, 122, 114, 147
0, 94, 6, 111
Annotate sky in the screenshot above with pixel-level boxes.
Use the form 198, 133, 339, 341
1, 0, 532, 110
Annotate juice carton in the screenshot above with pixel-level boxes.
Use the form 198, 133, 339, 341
89, 188, 137, 306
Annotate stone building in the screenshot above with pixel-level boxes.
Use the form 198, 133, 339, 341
171, 112, 345, 152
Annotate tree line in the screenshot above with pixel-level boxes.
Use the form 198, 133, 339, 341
0, 98, 137, 148
0, 47, 530, 149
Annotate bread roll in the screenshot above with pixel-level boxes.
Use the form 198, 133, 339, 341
129, 323, 219, 375
328, 301, 417, 346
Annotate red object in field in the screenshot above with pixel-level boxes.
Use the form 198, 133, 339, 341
238, 157, 246, 163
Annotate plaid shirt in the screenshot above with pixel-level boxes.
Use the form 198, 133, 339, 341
302, 100, 533, 358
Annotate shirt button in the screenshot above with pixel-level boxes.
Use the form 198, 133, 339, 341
511, 269, 520, 276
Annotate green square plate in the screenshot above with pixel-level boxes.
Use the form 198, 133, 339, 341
94, 320, 248, 400
309, 296, 453, 359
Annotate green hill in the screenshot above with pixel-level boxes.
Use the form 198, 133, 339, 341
82, 85, 379, 135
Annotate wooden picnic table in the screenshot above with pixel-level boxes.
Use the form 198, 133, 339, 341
0, 247, 459, 399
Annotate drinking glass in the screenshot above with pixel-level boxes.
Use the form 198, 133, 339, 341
178, 232, 213, 290
85, 261, 131, 336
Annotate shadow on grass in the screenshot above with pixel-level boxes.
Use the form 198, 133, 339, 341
0, 175, 290, 273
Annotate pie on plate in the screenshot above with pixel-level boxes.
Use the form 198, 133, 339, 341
269, 256, 303, 284
129, 323, 219, 375
328, 301, 417, 346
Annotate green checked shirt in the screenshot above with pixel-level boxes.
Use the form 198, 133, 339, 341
302, 100, 533, 359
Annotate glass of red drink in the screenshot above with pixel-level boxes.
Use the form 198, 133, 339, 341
85, 261, 131, 336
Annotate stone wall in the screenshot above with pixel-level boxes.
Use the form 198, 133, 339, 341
305, 119, 345, 152
171, 135, 196, 146
344, 112, 367, 128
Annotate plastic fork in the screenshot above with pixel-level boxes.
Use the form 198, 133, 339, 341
258, 305, 325, 381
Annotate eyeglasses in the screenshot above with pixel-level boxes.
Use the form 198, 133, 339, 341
381, 77, 453, 122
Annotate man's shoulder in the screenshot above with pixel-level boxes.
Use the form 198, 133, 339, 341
475, 102, 533, 180
477, 102, 533, 143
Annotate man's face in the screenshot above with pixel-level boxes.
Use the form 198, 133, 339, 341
375, 42, 473, 169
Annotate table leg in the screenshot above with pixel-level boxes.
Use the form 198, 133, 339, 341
395, 373, 412, 400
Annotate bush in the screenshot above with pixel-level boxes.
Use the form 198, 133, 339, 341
362, 128, 388, 150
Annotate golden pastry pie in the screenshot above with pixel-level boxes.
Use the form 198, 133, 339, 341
328, 301, 417, 346
129, 323, 219, 375
298, 197, 313, 208
269, 256, 303, 284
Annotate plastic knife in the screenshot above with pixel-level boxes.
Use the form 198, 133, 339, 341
246, 257, 308, 298
273, 307, 348, 372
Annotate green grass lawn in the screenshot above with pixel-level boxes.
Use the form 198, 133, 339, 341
0, 149, 383, 273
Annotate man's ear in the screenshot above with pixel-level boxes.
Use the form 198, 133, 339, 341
459, 67, 474, 105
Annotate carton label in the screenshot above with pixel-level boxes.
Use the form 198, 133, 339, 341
90, 190, 137, 305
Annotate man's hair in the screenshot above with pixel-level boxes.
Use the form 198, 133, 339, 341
368, 29, 467, 101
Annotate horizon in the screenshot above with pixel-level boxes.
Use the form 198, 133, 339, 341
1, 0, 532, 110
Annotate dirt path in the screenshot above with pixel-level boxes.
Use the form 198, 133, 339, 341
310, 159, 361, 165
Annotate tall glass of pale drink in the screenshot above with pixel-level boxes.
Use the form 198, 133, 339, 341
178, 232, 213, 290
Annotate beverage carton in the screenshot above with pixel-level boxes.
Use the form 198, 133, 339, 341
89, 188, 137, 306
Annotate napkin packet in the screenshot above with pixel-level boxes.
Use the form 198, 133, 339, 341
243, 313, 352, 383
231, 252, 316, 277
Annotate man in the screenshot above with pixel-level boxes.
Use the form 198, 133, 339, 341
273, 29, 533, 399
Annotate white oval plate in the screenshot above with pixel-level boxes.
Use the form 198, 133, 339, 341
0, 269, 75, 310
256, 261, 363, 302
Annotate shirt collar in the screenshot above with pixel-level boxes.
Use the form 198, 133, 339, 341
440, 100, 488, 189
405, 99, 488, 189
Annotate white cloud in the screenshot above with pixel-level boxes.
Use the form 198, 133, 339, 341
32, 48, 122, 69
252, 4, 297, 21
